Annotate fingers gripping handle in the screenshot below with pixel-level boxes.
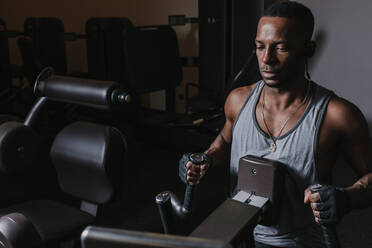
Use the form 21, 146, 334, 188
182, 153, 209, 213
310, 184, 340, 248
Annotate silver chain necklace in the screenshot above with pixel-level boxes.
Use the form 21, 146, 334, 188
261, 81, 311, 152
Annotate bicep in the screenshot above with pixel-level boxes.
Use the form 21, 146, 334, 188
222, 87, 249, 143
206, 90, 241, 152
338, 103, 372, 176
209, 86, 252, 152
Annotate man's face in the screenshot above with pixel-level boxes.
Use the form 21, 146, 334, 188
255, 17, 307, 87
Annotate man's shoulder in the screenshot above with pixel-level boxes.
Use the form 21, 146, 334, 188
225, 82, 259, 121
325, 95, 366, 131
327, 96, 359, 118
228, 82, 258, 102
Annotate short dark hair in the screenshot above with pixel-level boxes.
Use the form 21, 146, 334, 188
264, 1, 314, 40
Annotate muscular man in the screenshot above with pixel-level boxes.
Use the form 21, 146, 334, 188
180, 1, 372, 247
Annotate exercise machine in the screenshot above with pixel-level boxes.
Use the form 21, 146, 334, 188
0, 68, 130, 248
155, 154, 340, 247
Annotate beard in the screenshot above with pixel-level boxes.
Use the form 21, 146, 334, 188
260, 64, 304, 90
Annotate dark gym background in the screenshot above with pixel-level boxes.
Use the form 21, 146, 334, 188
1, 0, 199, 113
1, 0, 372, 247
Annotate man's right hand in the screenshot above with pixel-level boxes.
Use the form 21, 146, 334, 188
186, 161, 209, 186
178, 153, 211, 186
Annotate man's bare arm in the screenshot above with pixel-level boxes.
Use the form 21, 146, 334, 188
305, 97, 372, 224
204, 85, 254, 167
331, 97, 372, 209
186, 86, 253, 184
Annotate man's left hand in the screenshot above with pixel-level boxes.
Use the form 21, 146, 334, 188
304, 185, 352, 225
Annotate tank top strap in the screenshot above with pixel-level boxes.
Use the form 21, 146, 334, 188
232, 80, 265, 134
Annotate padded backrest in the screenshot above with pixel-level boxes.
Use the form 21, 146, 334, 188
0, 19, 10, 68
123, 25, 182, 94
0, 19, 11, 90
18, 37, 40, 85
86, 18, 133, 84
50, 122, 127, 204
23, 18, 67, 76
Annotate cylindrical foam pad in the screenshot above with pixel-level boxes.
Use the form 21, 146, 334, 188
34, 75, 129, 109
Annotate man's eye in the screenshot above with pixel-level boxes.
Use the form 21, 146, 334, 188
276, 47, 288, 52
256, 46, 265, 51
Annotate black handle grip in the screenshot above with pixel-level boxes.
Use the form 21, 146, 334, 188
310, 184, 340, 248
181, 153, 210, 214
155, 191, 174, 234
320, 225, 340, 248
182, 185, 195, 214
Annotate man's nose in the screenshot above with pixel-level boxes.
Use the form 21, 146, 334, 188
262, 47, 276, 65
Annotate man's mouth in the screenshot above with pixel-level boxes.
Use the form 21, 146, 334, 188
261, 70, 279, 78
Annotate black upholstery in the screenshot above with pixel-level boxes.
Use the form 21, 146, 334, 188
0, 121, 41, 175
35, 75, 124, 110
0, 212, 41, 247
122, 25, 183, 127
51, 122, 126, 204
0, 201, 94, 241
0, 121, 127, 245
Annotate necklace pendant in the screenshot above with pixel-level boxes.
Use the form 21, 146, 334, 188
270, 142, 276, 152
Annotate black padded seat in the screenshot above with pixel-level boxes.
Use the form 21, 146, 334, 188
0, 200, 95, 241
0, 121, 127, 246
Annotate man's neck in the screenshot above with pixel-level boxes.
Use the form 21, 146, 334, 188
263, 77, 310, 111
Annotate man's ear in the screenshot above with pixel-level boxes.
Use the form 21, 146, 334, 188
304, 40, 316, 58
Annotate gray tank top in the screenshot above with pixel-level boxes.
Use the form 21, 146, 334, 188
230, 80, 333, 247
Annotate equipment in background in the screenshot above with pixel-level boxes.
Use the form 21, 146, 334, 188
0, 68, 129, 248
123, 25, 181, 112
17, 17, 69, 85
122, 24, 219, 150
85, 18, 133, 85
15, 17, 133, 87
0, 19, 23, 92
167, 0, 264, 115
222, 49, 258, 102
0, 19, 12, 92
0, 19, 29, 116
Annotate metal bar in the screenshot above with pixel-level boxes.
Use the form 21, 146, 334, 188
190, 198, 261, 244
